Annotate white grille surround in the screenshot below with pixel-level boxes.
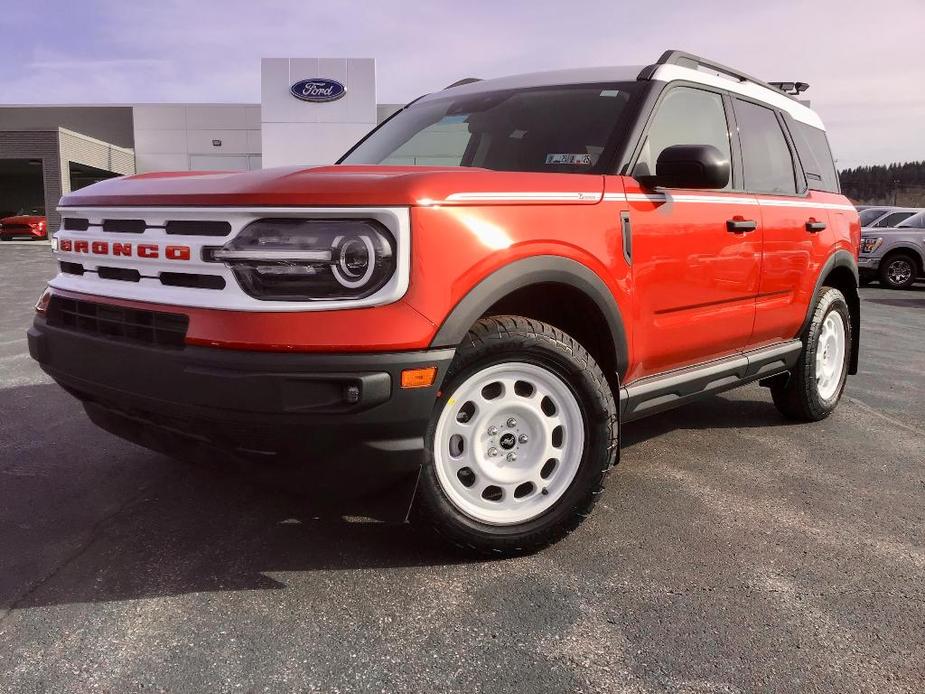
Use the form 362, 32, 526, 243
52, 206, 411, 312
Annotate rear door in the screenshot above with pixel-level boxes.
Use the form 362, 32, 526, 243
621, 84, 761, 381
731, 98, 834, 348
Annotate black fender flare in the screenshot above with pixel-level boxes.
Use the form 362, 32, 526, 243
801, 249, 860, 374
429, 255, 629, 378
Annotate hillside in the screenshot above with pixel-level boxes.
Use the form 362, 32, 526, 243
839, 161, 925, 206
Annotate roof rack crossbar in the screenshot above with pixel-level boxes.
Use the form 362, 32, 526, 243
637, 49, 801, 100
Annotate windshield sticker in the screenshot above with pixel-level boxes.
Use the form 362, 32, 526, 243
545, 153, 592, 166
599, 89, 621, 97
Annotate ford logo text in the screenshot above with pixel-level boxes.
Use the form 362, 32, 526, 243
290, 78, 346, 103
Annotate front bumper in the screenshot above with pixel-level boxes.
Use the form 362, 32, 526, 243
28, 314, 454, 473
858, 255, 880, 271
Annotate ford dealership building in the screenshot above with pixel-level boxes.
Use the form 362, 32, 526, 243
0, 58, 401, 232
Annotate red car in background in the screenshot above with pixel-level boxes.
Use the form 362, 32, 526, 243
0, 209, 47, 240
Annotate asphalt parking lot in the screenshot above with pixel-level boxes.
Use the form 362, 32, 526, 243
1, 245, 923, 693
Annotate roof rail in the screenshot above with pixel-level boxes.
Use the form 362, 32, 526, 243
444, 77, 482, 90
637, 49, 800, 100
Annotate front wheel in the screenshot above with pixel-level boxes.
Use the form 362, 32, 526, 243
414, 316, 618, 555
772, 287, 851, 421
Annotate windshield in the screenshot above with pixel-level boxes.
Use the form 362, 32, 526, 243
859, 208, 890, 225
15, 207, 44, 216
341, 83, 636, 174
897, 212, 925, 228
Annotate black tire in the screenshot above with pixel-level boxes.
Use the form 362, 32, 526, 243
772, 287, 851, 421
414, 315, 618, 556
878, 252, 918, 290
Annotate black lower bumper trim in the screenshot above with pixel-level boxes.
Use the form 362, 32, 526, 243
29, 316, 455, 466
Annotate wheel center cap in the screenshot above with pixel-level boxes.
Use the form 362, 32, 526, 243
499, 432, 516, 450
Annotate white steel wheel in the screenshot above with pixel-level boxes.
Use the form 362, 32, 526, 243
433, 361, 586, 526
815, 310, 846, 401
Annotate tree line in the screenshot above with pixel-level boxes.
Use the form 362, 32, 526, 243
839, 161, 925, 205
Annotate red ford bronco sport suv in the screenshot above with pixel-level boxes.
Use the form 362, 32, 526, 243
29, 51, 860, 554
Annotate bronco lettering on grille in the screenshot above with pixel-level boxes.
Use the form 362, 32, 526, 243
59, 240, 191, 260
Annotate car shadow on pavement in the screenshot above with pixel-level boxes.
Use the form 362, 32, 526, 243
0, 383, 473, 612
2, 382, 794, 610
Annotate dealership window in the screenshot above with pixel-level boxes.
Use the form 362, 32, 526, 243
341, 84, 634, 173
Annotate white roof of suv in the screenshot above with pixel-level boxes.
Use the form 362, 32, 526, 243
432, 50, 825, 130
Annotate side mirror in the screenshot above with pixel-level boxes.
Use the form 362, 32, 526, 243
638, 144, 730, 190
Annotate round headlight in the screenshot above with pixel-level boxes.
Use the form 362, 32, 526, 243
333, 234, 375, 288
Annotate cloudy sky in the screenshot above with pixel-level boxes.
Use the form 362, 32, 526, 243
2, 0, 922, 169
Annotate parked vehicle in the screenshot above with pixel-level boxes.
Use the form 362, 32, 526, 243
861, 207, 920, 230
0, 209, 47, 240
860, 210, 925, 289
859, 207, 893, 226
28, 50, 860, 554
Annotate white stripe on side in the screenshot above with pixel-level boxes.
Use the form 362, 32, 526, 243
606, 192, 855, 211
427, 191, 856, 212
443, 191, 602, 203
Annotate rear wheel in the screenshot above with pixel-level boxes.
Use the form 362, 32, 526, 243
772, 287, 851, 421
415, 316, 618, 555
879, 253, 917, 289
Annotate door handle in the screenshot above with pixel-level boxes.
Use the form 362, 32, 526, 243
805, 219, 827, 233
726, 218, 757, 233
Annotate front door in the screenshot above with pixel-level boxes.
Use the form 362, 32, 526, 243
618, 85, 761, 381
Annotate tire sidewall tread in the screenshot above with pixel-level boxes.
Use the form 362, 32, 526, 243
415, 315, 618, 556
772, 287, 851, 422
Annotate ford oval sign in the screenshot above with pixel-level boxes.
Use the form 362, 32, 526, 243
290, 78, 346, 103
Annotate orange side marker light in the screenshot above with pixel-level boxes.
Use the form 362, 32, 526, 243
401, 366, 438, 389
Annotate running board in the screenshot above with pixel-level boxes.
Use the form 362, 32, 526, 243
621, 340, 802, 422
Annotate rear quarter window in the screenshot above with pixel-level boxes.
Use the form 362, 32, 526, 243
790, 120, 840, 193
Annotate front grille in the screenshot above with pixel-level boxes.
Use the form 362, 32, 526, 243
60, 261, 85, 275
160, 272, 226, 290
165, 220, 231, 237
63, 218, 90, 231
102, 219, 146, 234
47, 296, 189, 348
97, 266, 141, 282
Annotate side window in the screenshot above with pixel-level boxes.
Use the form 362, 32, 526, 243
873, 212, 914, 228
791, 121, 840, 193
634, 86, 732, 188
735, 100, 798, 195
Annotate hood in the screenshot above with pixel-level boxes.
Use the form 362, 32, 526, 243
58, 165, 605, 208
0, 215, 45, 225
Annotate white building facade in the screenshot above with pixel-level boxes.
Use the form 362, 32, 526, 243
0, 57, 403, 229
